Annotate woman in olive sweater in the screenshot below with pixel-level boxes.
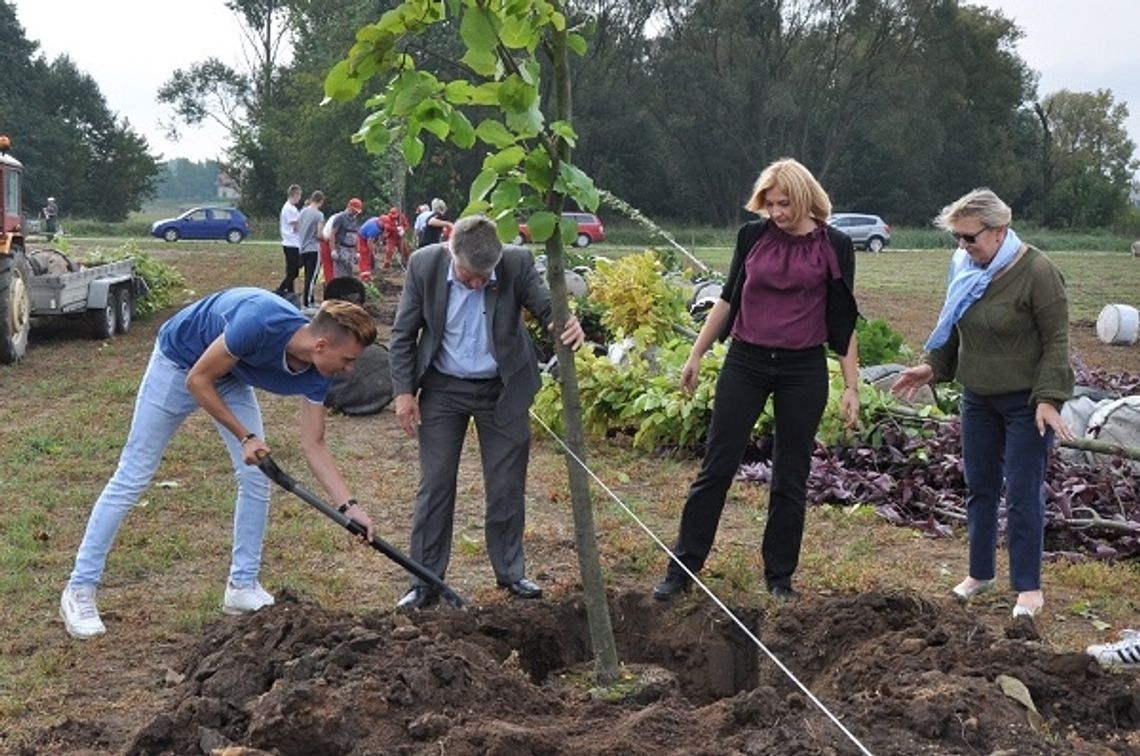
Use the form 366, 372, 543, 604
892, 188, 1074, 618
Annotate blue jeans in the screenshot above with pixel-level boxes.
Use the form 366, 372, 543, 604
68, 342, 269, 589
961, 389, 1052, 592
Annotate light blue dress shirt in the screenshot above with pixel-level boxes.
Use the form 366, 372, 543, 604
433, 263, 499, 379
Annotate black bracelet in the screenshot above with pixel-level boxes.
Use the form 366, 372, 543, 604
240, 432, 257, 444
338, 498, 357, 514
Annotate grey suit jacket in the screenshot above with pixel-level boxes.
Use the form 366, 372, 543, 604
389, 243, 553, 424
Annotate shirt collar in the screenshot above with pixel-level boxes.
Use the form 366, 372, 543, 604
447, 260, 498, 289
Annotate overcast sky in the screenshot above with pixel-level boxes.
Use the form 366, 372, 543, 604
10, 0, 1140, 163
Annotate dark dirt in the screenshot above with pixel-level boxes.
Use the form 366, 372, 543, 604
22, 590, 1140, 756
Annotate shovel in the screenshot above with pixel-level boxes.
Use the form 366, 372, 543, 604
257, 453, 466, 608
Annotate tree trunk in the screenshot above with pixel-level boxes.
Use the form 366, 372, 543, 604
389, 143, 407, 212
544, 23, 620, 685
1034, 101, 1054, 220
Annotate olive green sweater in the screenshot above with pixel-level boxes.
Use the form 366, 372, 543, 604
926, 246, 1074, 406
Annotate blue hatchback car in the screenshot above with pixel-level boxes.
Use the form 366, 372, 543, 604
150, 206, 251, 243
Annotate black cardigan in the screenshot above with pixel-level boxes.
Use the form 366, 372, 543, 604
719, 219, 859, 356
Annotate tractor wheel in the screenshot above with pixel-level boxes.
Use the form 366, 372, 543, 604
0, 248, 33, 364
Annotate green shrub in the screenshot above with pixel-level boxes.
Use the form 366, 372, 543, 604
573, 294, 611, 345
80, 243, 189, 318
1112, 206, 1140, 239
533, 342, 918, 452
532, 338, 723, 451
856, 317, 911, 366
589, 251, 691, 344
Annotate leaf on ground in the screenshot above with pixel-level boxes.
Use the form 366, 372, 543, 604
996, 674, 1045, 731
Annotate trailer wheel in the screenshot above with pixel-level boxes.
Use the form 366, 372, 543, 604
91, 297, 116, 340
114, 286, 133, 334
0, 248, 33, 364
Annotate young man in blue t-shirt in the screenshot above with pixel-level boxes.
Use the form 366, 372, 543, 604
357, 215, 383, 281
60, 288, 379, 639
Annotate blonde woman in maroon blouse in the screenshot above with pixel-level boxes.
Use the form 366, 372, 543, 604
653, 158, 861, 602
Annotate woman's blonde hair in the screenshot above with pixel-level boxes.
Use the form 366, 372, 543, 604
744, 158, 831, 222
934, 188, 1012, 231
311, 300, 377, 346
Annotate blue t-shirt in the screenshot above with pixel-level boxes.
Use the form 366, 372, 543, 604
158, 288, 332, 403
359, 217, 383, 240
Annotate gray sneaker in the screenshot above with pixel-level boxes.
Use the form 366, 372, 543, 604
222, 581, 275, 615
60, 585, 107, 639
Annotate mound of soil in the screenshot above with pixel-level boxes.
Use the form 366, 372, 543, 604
28, 590, 1140, 756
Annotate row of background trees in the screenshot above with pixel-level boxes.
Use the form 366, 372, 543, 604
1, 0, 1137, 231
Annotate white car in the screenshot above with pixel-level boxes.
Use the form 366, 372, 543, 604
828, 213, 891, 252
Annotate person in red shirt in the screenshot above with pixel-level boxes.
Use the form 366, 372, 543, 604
380, 207, 410, 268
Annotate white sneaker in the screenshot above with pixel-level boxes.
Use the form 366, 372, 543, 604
222, 581, 275, 615
60, 585, 106, 639
1087, 629, 1140, 670
952, 577, 996, 600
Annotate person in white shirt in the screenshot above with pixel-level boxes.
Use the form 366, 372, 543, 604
413, 202, 432, 248
275, 185, 303, 300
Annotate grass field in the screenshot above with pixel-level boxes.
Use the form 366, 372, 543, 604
1, 235, 1139, 751
596, 239, 1140, 325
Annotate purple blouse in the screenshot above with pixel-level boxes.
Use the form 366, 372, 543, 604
730, 223, 840, 349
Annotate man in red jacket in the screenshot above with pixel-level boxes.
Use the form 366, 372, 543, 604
380, 207, 410, 268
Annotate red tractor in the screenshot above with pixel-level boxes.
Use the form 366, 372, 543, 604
0, 134, 32, 363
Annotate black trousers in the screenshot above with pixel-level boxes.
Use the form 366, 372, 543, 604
300, 251, 318, 306
276, 246, 301, 294
668, 341, 829, 589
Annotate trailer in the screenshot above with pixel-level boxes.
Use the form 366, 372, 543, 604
27, 253, 148, 338
0, 249, 149, 363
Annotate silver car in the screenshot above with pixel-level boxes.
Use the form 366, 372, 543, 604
828, 213, 891, 252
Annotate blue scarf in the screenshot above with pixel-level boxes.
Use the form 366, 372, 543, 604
924, 227, 1022, 351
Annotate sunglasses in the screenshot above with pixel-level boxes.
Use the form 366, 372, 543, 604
949, 226, 989, 244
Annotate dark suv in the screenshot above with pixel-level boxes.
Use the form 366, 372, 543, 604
828, 213, 891, 252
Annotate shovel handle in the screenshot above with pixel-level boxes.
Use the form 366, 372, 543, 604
256, 452, 466, 608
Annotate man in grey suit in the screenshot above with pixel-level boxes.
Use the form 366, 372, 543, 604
389, 215, 584, 608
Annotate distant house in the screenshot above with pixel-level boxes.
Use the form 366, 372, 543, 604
216, 171, 240, 200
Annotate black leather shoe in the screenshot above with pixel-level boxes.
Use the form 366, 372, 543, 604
652, 572, 691, 601
768, 584, 798, 603
497, 577, 543, 599
396, 585, 440, 609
